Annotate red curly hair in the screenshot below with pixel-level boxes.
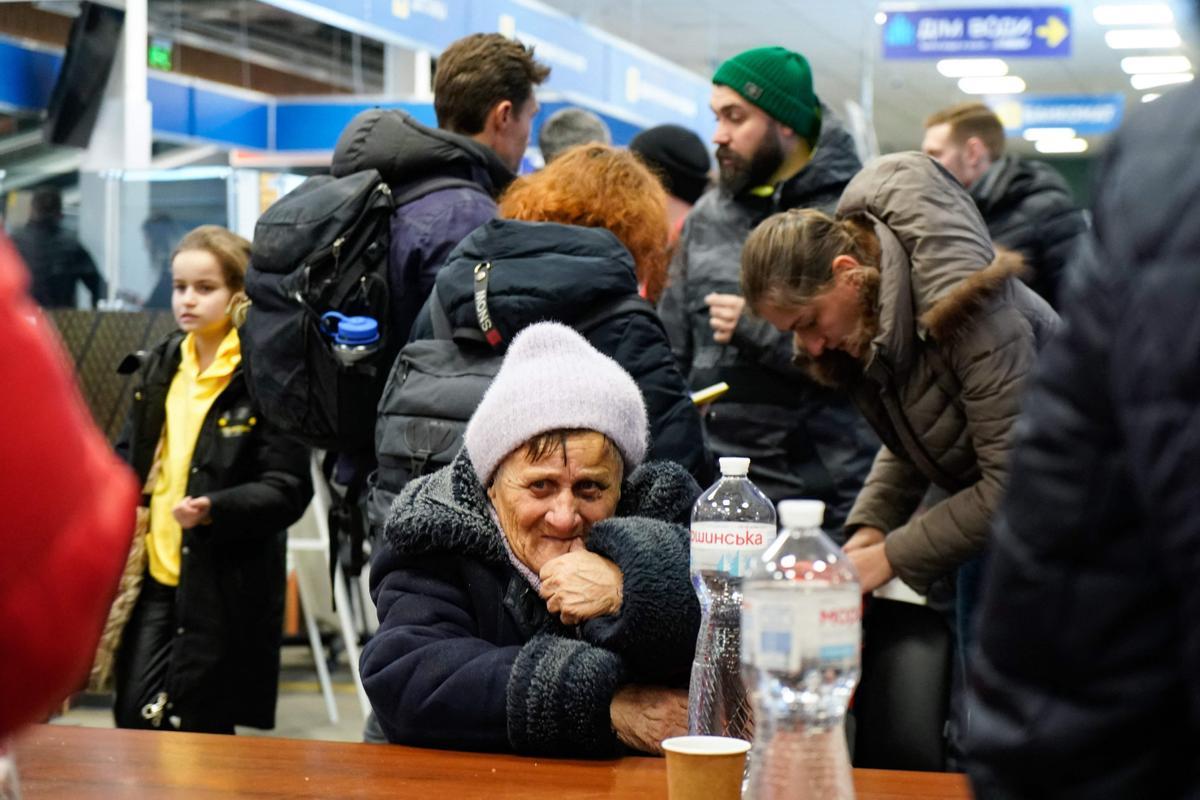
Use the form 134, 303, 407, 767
498, 144, 670, 301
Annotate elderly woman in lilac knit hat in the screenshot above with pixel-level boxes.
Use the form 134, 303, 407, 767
361, 322, 702, 757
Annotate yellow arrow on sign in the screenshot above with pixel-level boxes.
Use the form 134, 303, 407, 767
1036, 15, 1069, 48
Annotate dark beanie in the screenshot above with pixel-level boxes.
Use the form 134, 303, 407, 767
629, 124, 711, 205
712, 46, 822, 148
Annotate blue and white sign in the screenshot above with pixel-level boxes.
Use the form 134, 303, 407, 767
470, 0, 608, 100
883, 6, 1072, 59
988, 94, 1125, 136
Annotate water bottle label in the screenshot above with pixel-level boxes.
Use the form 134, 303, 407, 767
741, 587, 861, 672
690, 522, 775, 576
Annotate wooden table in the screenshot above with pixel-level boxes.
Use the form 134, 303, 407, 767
15, 724, 972, 799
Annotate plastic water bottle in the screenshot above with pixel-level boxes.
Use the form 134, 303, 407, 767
741, 500, 861, 800
321, 311, 380, 365
688, 457, 776, 740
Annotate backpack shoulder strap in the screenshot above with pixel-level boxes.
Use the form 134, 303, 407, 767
393, 176, 487, 207
573, 294, 664, 337
428, 285, 454, 340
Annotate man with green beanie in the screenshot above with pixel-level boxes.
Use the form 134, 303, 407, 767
657, 46, 876, 532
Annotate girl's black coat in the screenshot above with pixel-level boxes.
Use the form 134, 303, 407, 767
117, 331, 312, 729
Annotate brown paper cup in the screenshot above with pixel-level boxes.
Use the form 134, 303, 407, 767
662, 735, 752, 800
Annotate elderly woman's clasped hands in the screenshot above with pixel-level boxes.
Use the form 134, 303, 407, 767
538, 547, 624, 626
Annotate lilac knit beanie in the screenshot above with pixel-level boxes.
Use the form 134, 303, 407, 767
464, 322, 649, 485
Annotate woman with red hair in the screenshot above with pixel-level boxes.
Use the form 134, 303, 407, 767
405, 144, 711, 485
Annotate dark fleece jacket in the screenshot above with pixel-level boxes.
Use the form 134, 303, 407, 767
361, 448, 700, 756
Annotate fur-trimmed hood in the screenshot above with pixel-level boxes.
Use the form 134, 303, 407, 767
383, 447, 700, 563
794, 152, 1034, 387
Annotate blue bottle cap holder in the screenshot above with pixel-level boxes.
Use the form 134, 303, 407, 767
321, 311, 380, 346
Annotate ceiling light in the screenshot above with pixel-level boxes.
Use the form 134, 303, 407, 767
1035, 138, 1088, 154
958, 76, 1026, 94
937, 58, 1008, 77
1130, 72, 1194, 89
1141, 93, 1162, 102
1022, 127, 1076, 141
1121, 55, 1191, 74
875, 12, 888, 25
1105, 28, 1182, 49
1093, 4, 1173, 26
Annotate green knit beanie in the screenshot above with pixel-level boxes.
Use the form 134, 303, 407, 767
713, 46, 822, 148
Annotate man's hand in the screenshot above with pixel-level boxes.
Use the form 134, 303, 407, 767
843, 526, 885, 552
847, 542, 896, 594
705, 293, 746, 344
172, 496, 212, 529
539, 550, 623, 625
610, 685, 689, 755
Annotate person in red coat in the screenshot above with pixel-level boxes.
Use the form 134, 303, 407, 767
0, 231, 137, 738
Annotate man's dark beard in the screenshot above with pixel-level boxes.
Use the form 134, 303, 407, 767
718, 127, 785, 196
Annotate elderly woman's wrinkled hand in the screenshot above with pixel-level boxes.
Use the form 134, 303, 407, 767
609, 685, 689, 755
538, 550, 624, 625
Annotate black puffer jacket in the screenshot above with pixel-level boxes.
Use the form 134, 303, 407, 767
361, 449, 700, 755
408, 219, 713, 486
967, 85, 1200, 798
657, 111, 877, 527
970, 155, 1088, 308
117, 332, 312, 729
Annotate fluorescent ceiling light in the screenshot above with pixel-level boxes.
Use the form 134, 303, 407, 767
958, 76, 1026, 94
1105, 28, 1182, 49
1121, 55, 1192, 74
937, 58, 1008, 77
1141, 93, 1162, 102
1035, 138, 1088, 154
1023, 127, 1076, 141
1130, 72, 1195, 89
1093, 4, 1173, 26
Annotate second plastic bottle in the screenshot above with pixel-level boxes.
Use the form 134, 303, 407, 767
741, 499, 862, 800
687, 456, 776, 740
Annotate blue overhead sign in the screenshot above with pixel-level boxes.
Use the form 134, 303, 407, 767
883, 6, 1072, 59
988, 94, 1126, 136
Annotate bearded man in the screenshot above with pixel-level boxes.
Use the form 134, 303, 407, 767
658, 46, 876, 532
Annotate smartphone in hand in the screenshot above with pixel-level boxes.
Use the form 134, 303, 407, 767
690, 381, 730, 405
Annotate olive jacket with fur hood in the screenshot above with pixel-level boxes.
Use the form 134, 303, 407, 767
801, 153, 1060, 593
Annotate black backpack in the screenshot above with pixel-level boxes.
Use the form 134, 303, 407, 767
367, 280, 661, 532
242, 168, 480, 453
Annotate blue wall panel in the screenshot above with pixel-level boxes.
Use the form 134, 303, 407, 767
0, 41, 61, 111
147, 79, 192, 138
275, 101, 437, 151
192, 87, 269, 149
